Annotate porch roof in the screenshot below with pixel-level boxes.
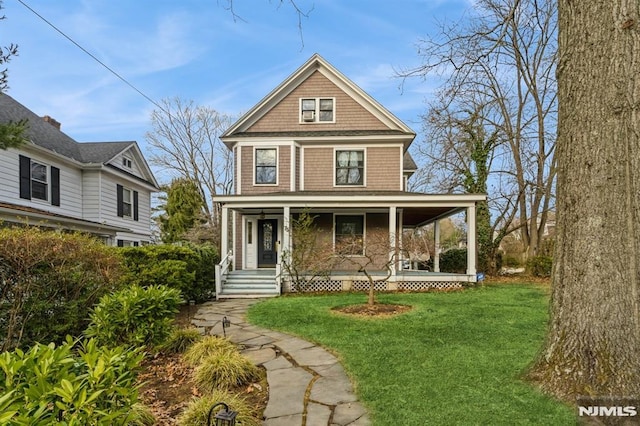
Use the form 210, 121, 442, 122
216, 191, 485, 227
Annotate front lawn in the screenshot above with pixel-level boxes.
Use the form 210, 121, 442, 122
247, 283, 575, 425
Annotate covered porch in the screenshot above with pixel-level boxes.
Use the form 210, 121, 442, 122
215, 192, 486, 298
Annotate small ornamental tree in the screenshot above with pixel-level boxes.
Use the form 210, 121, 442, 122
280, 210, 336, 291
336, 229, 403, 306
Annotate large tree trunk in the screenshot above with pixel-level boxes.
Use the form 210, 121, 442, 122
529, 1, 640, 400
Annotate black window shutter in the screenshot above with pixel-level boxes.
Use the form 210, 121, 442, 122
133, 190, 139, 221
133, 241, 139, 247
19, 155, 31, 200
116, 184, 123, 217
117, 239, 124, 247
51, 166, 60, 206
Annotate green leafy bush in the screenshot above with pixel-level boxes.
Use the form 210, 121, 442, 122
0, 337, 149, 425
85, 285, 183, 348
178, 391, 260, 426
0, 227, 122, 351
161, 327, 202, 354
438, 248, 468, 273
527, 255, 553, 277
120, 244, 218, 302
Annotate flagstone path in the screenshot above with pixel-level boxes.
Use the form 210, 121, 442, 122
191, 299, 371, 426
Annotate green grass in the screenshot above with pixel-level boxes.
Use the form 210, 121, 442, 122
246, 283, 575, 425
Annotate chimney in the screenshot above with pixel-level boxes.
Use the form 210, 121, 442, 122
42, 115, 61, 130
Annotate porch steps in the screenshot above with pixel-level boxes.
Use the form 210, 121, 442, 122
219, 270, 279, 298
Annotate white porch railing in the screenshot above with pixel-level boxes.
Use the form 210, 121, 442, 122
215, 250, 233, 297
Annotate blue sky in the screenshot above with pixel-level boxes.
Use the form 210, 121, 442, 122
2, 0, 473, 175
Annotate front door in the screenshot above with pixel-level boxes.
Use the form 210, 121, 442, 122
257, 219, 278, 268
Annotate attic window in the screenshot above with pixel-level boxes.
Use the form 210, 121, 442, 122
300, 98, 334, 123
122, 157, 132, 168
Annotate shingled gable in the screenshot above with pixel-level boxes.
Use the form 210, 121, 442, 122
220, 53, 416, 144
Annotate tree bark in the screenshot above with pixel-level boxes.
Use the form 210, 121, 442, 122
530, 1, 640, 400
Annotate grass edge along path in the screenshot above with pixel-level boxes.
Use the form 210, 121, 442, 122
246, 283, 575, 425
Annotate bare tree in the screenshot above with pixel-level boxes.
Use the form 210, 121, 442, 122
529, 0, 640, 401
404, 0, 557, 260
146, 98, 234, 240
336, 230, 403, 306
280, 210, 336, 292
220, 0, 314, 44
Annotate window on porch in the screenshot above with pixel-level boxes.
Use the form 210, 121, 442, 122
335, 214, 364, 255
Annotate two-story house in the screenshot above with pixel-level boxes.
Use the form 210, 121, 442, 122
0, 93, 159, 245
215, 54, 485, 297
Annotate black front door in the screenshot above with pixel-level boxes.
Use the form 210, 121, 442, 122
257, 219, 278, 268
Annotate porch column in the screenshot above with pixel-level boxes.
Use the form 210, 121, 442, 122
389, 206, 397, 277
466, 204, 477, 276
221, 205, 229, 259
434, 219, 440, 272
282, 206, 291, 257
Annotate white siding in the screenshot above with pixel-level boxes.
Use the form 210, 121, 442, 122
82, 170, 102, 222
0, 149, 20, 202
0, 147, 83, 218
99, 173, 153, 239
111, 150, 144, 180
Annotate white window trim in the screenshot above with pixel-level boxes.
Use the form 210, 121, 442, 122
122, 186, 133, 218
333, 147, 366, 187
253, 146, 279, 186
333, 213, 366, 256
122, 156, 133, 169
30, 160, 50, 203
299, 97, 336, 124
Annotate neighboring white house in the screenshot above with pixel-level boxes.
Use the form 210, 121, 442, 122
0, 93, 159, 246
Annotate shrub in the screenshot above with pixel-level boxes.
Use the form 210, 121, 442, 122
527, 255, 553, 277
120, 244, 218, 302
440, 248, 468, 273
0, 337, 148, 425
85, 285, 183, 348
0, 227, 122, 351
183, 335, 237, 367
177, 391, 260, 426
502, 255, 523, 268
193, 350, 260, 392
161, 327, 203, 354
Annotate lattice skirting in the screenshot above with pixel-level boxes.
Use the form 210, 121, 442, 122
352, 280, 387, 291
396, 281, 464, 291
285, 279, 343, 293
283, 279, 464, 293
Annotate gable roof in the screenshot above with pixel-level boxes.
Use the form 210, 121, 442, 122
77, 141, 135, 163
0, 93, 83, 161
221, 54, 416, 140
0, 93, 158, 188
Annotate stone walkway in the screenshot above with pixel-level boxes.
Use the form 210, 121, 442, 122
191, 299, 371, 426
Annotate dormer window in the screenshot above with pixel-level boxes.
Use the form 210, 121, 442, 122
300, 98, 334, 123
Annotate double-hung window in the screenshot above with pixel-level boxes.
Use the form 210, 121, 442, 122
335, 215, 364, 255
30, 161, 49, 201
335, 150, 364, 186
122, 188, 132, 217
19, 155, 60, 206
300, 98, 334, 123
255, 148, 277, 185
116, 184, 139, 221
